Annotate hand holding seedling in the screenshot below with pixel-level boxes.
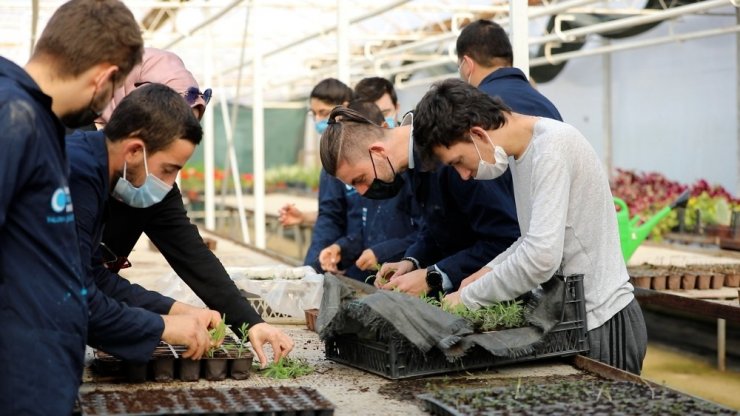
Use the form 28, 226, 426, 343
161, 314, 211, 359
378, 259, 414, 284
278, 203, 304, 226
355, 249, 378, 271
319, 244, 341, 273
249, 322, 295, 368
381, 268, 427, 296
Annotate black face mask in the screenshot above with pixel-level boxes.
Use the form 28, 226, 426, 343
61, 83, 106, 129
363, 151, 405, 200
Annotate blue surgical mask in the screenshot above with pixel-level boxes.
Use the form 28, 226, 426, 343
111, 148, 172, 208
315, 119, 329, 135
385, 117, 396, 128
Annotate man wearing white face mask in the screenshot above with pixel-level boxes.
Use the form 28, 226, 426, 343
413, 79, 647, 375
67, 83, 221, 363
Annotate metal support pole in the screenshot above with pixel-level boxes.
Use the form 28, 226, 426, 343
252, 5, 266, 249
510, 0, 530, 78
203, 4, 216, 231
717, 318, 726, 371
602, 40, 613, 178
736, 6, 739, 197
337, 0, 350, 84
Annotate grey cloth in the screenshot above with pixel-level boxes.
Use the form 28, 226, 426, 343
586, 298, 647, 375
319, 273, 569, 360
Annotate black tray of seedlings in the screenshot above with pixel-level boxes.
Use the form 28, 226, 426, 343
93, 337, 253, 382
78, 386, 334, 416
418, 380, 737, 416
326, 274, 588, 379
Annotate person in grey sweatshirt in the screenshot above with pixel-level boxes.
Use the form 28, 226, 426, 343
412, 79, 647, 375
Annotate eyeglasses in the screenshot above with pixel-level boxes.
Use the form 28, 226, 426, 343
182, 86, 212, 106
99, 242, 132, 272
133, 82, 212, 106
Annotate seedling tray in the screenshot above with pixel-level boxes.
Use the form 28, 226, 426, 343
93, 338, 253, 383
418, 380, 737, 415
79, 386, 334, 415
325, 275, 587, 379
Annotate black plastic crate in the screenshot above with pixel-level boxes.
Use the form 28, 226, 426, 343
325, 275, 588, 379
79, 386, 334, 415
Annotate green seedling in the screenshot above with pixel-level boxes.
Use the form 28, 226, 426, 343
257, 357, 313, 379
206, 313, 229, 358
233, 322, 250, 359
364, 263, 395, 286
420, 295, 525, 331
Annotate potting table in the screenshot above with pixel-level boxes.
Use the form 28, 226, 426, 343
77, 232, 738, 414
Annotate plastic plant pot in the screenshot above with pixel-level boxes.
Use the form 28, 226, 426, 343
710, 273, 725, 289
631, 276, 651, 289
651, 274, 667, 290
230, 353, 253, 380
725, 273, 739, 287
696, 273, 711, 290
667, 273, 682, 290
152, 358, 175, 382
126, 361, 149, 383
179, 359, 202, 382
204, 350, 229, 381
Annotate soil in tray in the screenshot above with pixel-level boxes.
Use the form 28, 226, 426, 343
378, 372, 600, 403
420, 380, 737, 415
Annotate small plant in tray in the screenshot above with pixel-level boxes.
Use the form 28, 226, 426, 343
257, 357, 313, 379
421, 293, 526, 332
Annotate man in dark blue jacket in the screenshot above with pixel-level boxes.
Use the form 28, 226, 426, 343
456, 19, 562, 122
0, 1, 143, 414
68, 84, 218, 363
320, 107, 520, 296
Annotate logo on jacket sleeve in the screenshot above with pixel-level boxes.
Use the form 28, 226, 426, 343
48, 187, 74, 224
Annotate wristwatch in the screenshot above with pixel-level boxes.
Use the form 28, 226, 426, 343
426, 266, 443, 296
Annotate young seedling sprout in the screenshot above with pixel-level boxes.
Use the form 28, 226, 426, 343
235, 322, 250, 359
258, 357, 313, 379
206, 313, 229, 358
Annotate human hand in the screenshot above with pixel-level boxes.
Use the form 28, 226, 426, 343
376, 260, 413, 287
459, 267, 491, 290
169, 302, 222, 330
248, 322, 295, 368
443, 291, 462, 308
161, 314, 211, 359
278, 204, 304, 226
382, 268, 428, 296
319, 244, 341, 273
355, 249, 378, 271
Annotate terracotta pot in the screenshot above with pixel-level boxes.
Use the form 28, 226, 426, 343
724, 274, 740, 288
179, 359, 201, 382
704, 225, 733, 239
666, 274, 682, 290
696, 274, 711, 290
710, 273, 725, 289
651, 274, 667, 290
305, 309, 319, 332
681, 273, 697, 290
631, 276, 651, 289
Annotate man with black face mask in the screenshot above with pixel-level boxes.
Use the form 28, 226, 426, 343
0, 1, 143, 414
319, 107, 519, 297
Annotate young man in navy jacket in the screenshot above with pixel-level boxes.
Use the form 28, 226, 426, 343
0, 1, 143, 414
68, 84, 221, 364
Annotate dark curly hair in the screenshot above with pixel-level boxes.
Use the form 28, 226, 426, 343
413, 78, 510, 167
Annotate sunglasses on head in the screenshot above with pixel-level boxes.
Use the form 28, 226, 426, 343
134, 82, 212, 106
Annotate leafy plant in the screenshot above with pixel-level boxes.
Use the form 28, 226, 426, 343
365, 263, 395, 286
420, 295, 525, 332
206, 313, 229, 358
257, 357, 313, 379
234, 322, 250, 358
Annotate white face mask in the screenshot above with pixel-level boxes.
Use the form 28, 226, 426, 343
471, 131, 509, 180
111, 148, 172, 208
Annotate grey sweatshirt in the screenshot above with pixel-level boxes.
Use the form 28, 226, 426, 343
460, 118, 634, 331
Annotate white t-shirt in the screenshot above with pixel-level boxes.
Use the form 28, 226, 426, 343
460, 117, 634, 331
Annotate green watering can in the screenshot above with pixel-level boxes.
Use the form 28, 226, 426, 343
614, 190, 690, 262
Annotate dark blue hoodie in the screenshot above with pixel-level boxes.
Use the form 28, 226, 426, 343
0, 56, 88, 415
